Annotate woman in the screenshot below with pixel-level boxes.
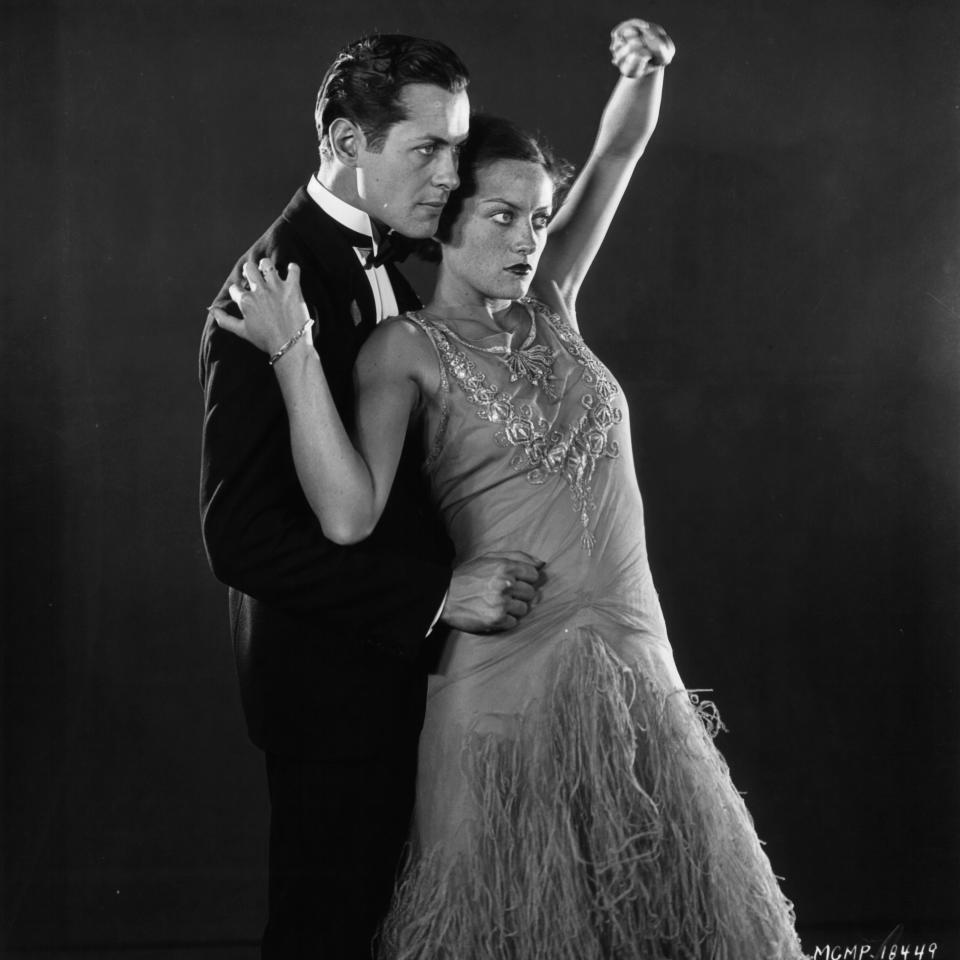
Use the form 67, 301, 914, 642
213, 19, 806, 960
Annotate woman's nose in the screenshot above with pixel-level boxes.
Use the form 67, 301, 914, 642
514, 221, 537, 252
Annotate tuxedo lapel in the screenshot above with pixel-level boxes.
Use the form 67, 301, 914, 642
280, 188, 377, 327
385, 261, 422, 314
279, 186, 423, 323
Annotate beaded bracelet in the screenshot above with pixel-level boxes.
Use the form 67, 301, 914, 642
268, 318, 314, 367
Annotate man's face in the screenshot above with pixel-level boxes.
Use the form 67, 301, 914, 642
355, 83, 470, 239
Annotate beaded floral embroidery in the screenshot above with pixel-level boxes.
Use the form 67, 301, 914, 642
435, 309, 561, 404
409, 302, 621, 553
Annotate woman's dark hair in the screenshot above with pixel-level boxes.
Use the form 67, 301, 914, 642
315, 34, 469, 159
427, 114, 575, 256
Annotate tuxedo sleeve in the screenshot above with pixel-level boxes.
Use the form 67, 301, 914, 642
198, 257, 450, 652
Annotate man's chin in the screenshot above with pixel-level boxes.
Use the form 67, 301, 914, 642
406, 216, 443, 239
379, 209, 442, 241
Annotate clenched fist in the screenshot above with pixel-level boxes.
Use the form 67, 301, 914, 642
441, 551, 544, 633
610, 18, 675, 78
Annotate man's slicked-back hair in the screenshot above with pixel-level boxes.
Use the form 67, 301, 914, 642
315, 34, 469, 159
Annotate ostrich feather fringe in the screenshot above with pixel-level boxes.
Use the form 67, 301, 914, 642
378, 630, 807, 960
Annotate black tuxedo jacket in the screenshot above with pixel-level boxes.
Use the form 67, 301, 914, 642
199, 186, 452, 759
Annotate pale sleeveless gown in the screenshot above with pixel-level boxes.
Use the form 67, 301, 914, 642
379, 298, 806, 960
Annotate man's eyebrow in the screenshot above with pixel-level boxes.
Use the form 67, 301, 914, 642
407, 130, 469, 146
409, 133, 465, 145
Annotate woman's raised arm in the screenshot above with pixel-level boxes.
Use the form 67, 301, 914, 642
209, 258, 424, 544
534, 19, 675, 314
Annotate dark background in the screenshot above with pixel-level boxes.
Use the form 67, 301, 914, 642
2, 0, 958, 955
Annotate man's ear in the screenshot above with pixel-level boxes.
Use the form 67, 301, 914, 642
328, 117, 363, 167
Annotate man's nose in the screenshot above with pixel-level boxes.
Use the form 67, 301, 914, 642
433, 151, 460, 192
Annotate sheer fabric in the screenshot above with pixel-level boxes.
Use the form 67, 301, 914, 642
380, 299, 805, 960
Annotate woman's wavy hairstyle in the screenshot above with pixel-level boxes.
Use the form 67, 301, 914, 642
423, 113, 575, 260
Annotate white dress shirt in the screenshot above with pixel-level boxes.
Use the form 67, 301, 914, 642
306, 175, 399, 321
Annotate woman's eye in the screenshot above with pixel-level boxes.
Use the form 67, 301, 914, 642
534, 215, 551, 230
492, 212, 513, 225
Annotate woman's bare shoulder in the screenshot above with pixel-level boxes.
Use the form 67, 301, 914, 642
528, 280, 581, 333
356, 314, 442, 392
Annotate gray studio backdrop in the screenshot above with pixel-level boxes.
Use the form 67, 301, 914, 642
2, 0, 958, 952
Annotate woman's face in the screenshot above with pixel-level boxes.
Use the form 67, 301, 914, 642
441, 159, 554, 303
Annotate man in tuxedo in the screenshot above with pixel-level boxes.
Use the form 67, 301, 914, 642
199, 34, 541, 959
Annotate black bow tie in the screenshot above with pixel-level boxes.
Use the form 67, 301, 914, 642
361, 231, 420, 269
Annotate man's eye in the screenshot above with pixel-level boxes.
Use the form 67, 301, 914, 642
416, 144, 437, 156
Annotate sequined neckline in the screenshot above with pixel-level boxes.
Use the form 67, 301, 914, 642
419, 302, 537, 357
415, 301, 560, 404
405, 299, 623, 553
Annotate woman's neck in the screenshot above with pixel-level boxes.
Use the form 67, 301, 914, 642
427, 276, 519, 333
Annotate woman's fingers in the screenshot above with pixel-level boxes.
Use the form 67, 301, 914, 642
228, 281, 248, 307
241, 259, 261, 290
610, 18, 646, 49
285, 262, 302, 296
610, 20, 652, 78
209, 305, 244, 336
254, 257, 303, 302
613, 46, 652, 78
610, 17, 675, 72
647, 26, 675, 66
258, 257, 278, 287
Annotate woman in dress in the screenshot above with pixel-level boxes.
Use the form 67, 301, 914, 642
213, 18, 806, 960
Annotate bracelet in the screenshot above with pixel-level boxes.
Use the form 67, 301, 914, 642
268, 318, 314, 367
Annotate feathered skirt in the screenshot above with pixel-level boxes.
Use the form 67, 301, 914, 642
378, 619, 806, 960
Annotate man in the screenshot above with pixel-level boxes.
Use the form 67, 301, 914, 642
199, 34, 540, 959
